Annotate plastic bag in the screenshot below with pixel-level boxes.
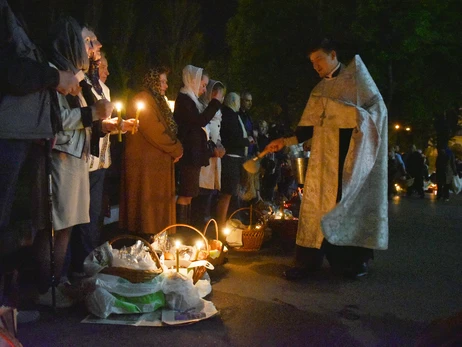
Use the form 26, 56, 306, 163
86, 287, 165, 319
84, 274, 165, 318
83, 242, 113, 276
451, 175, 462, 194
159, 272, 204, 312
225, 219, 246, 247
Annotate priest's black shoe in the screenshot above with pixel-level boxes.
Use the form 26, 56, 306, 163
345, 262, 369, 279
283, 267, 313, 281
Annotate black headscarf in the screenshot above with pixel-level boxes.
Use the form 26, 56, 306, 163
47, 16, 88, 74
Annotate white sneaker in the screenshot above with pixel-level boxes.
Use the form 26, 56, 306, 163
36, 285, 74, 308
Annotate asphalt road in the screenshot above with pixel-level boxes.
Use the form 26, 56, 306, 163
16, 192, 462, 346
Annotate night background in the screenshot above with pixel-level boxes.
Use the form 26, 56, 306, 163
14, 0, 462, 150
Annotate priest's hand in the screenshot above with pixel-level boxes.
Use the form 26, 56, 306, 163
265, 137, 284, 153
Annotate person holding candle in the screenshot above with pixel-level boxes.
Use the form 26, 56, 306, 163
31, 17, 114, 307
174, 65, 224, 230
120, 67, 183, 238
65, 41, 137, 279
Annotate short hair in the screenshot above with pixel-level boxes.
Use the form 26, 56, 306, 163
308, 37, 337, 55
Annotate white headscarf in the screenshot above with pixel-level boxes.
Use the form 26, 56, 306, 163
180, 65, 204, 112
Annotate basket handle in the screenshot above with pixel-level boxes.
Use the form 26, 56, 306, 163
227, 206, 264, 228
157, 224, 209, 250
108, 234, 162, 271
203, 219, 219, 240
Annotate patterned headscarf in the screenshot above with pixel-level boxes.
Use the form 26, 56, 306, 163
143, 67, 178, 137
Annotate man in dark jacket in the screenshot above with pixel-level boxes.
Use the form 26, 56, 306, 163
0, 0, 79, 298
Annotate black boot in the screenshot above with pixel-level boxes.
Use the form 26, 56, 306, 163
283, 245, 323, 280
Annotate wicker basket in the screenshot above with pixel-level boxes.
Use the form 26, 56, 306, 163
203, 219, 226, 266
157, 224, 210, 284
227, 206, 265, 252
101, 234, 163, 283
267, 218, 298, 251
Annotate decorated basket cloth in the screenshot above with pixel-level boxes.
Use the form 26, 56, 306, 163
100, 234, 163, 283
203, 219, 227, 266
226, 206, 265, 252
156, 223, 210, 284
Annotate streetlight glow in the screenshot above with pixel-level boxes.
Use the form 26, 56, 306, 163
395, 124, 400, 130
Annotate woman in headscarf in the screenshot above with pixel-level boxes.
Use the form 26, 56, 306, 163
119, 67, 183, 237
216, 92, 251, 228
174, 65, 223, 226
190, 80, 226, 226
32, 16, 114, 308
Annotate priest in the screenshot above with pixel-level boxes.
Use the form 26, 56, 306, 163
265, 38, 388, 280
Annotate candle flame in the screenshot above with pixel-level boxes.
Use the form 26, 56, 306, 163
175, 240, 181, 248
196, 240, 204, 249
223, 227, 230, 236
115, 102, 123, 112
136, 101, 145, 110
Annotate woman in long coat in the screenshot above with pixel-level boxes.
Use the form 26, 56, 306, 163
120, 67, 183, 236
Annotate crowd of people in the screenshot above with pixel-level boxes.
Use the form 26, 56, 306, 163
388, 143, 460, 201
20, 1, 462, 325
0, 2, 292, 312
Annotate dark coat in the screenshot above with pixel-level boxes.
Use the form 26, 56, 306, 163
0, 0, 60, 139
174, 92, 221, 167
221, 106, 250, 157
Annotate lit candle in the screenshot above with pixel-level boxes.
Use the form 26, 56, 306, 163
195, 240, 204, 260
115, 102, 123, 142
132, 101, 144, 134
175, 240, 180, 272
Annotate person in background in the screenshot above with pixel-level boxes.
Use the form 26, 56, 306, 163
216, 92, 250, 228
435, 146, 457, 201
99, 51, 110, 85
265, 38, 388, 280
173, 65, 223, 229
394, 145, 406, 175
120, 67, 183, 237
406, 145, 425, 198
239, 91, 257, 158
191, 80, 226, 227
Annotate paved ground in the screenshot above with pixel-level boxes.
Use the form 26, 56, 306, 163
12, 192, 462, 346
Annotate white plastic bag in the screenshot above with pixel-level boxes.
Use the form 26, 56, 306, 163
451, 175, 462, 194
84, 274, 165, 319
159, 272, 204, 312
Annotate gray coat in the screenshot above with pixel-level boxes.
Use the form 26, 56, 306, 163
0, 0, 60, 139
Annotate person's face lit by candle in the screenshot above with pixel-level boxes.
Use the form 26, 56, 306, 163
198, 75, 209, 97
159, 73, 168, 96
99, 54, 109, 83
82, 27, 102, 61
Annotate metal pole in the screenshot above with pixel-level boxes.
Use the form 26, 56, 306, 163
45, 139, 56, 311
